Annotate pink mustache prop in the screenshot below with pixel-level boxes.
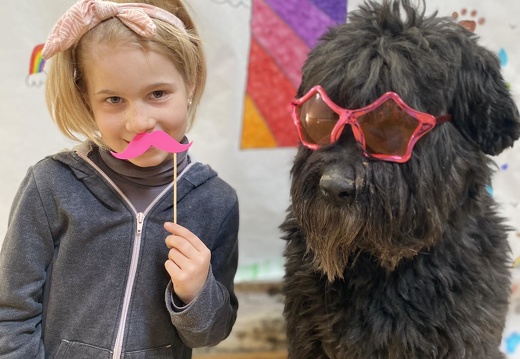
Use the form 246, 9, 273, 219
111, 131, 192, 159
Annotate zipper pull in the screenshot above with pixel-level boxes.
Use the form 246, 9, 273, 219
136, 212, 144, 234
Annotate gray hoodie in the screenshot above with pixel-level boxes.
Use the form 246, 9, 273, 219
0, 144, 239, 359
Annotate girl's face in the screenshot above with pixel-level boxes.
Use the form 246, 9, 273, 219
85, 41, 192, 167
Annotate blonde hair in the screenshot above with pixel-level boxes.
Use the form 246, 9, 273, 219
45, 0, 206, 147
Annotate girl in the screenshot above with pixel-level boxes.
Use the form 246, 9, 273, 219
0, 0, 239, 358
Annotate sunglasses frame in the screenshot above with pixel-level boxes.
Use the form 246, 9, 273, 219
291, 85, 451, 163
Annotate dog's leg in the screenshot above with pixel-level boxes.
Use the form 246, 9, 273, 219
283, 236, 337, 359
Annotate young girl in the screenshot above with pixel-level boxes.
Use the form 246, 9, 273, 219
0, 0, 239, 358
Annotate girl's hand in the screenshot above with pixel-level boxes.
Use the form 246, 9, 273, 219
164, 222, 211, 305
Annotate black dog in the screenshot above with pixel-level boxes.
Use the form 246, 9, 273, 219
281, 0, 520, 358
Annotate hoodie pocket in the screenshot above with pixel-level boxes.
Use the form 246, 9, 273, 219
122, 345, 173, 359
54, 339, 112, 359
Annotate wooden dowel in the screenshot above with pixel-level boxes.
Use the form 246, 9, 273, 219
173, 152, 177, 224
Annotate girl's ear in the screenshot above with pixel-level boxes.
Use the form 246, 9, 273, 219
450, 36, 520, 156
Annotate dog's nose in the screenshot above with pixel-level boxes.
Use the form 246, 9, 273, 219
319, 167, 356, 203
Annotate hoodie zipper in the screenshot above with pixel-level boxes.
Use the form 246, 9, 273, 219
112, 211, 145, 359
76, 151, 194, 358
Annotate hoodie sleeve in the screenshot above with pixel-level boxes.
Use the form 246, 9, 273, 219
165, 198, 239, 348
0, 167, 53, 358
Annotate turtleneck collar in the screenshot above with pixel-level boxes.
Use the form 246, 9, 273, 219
95, 136, 190, 188
88, 137, 190, 212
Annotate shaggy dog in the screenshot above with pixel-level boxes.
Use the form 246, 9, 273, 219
281, 0, 520, 358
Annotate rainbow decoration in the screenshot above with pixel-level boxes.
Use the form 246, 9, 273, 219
29, 44, 46, 75
513, 256, 520, 268
241, 0, 348, 149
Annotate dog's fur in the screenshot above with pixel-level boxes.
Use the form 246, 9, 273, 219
281, 1, 520, 358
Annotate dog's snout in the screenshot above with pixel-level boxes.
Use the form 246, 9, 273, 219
319, 167, 356, 203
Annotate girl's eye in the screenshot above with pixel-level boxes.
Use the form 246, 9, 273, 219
106, 96, 122, 104
151, 91, 165, 99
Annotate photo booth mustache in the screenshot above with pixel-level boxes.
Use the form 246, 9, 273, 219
111, 131, 192, 160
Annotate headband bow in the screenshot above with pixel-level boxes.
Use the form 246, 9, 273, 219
42, 0, 187, 59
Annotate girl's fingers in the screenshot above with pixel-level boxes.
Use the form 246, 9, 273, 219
167, 247, 190, 268
165, 235, 198, 260
164, 222, 206, 252
164, 258, 180, 277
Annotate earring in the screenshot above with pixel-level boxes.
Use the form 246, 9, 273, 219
187, 99, 193, 109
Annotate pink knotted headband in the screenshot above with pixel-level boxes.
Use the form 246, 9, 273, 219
42, 0, 187, 59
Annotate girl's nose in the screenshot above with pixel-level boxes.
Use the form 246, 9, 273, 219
125, 105, 155, 133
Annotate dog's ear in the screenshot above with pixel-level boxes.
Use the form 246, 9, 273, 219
450, 36, 520, 156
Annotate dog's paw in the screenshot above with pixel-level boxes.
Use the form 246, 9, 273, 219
451, 8, 486, 32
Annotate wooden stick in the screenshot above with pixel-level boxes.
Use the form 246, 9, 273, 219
173, 152, 177, 224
